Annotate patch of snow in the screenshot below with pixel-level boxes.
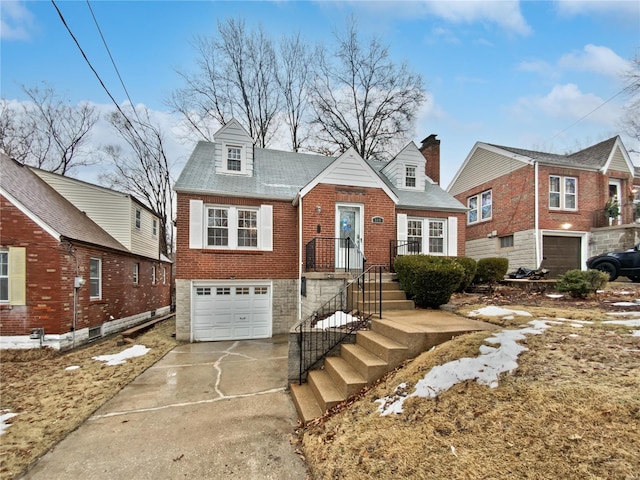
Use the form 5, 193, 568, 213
616, 290, 633, 295
545, 294, 564, 299
570, 323, 584, 328
314, 311, 359, 330
603, 319, 640, 327
65, 366, 80, 371
0, 412, 18, 435
468, 306, 532, 318
376, 320, 550, 416
605, 311, 640, 317
92, 345, 150, 366
631, 330, 640, 337
569, 334, 579, 338
612, 302, 638, 307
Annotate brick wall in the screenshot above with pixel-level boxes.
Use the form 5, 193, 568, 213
302, 184, 396, 267
1, 195, 171, 337
175, 194, 298, 280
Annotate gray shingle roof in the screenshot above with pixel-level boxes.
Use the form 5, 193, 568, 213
488, 137, 619, 170
176, 141, 466, 211
1, 154, 128, 252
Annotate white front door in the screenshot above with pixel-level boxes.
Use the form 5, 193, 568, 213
335, 205, 363, 269
609, 179, 622, 224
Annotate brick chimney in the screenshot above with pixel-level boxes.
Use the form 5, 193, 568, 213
419, 134, 440, 185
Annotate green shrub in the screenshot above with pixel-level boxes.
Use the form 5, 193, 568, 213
473, 257, 509, 284
556, 269, 608, 298
452, 257, 477, 292
394, 255, 465, 308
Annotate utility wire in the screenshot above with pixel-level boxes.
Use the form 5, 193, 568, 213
86, 0, 143, 126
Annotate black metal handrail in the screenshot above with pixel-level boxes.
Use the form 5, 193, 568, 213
305, 236, 366, 276
389, 240, 421, 272
294, 265, 384, 384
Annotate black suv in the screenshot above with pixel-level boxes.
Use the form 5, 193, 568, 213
586, 244, 640, 282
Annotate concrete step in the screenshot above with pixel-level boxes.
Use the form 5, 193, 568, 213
290, 383, 323, 425
371, 318, 426, 357
358, 299, 415, 311
308, 369, 344, 411
356, 330, 408, 370
324, 356, 367, 398
355, 289, 407, 301
340, 343, 389, 384
360, 281, 403, 291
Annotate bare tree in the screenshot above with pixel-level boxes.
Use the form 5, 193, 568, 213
0, 84, 98, 174
168, 19, 281, 147
101, 105, 175, 256
277, 33, 314, 152
621, 53, 640, 153
308, 21, 426, 160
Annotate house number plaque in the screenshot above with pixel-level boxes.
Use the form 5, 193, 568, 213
371, 216, 384, 224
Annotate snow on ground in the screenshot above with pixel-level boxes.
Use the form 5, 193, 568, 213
603, 319, 640, 327
612, 302, 639, 307
376, 320, 551, 416
545, 294, 564, 299
0, 412, 18, 436
92, 345, 150, 366
315, 311, 359, 330
468, 306, 532, 318
65, 366, 80, 371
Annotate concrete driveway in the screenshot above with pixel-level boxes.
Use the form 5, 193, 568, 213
21, 335, 309, 480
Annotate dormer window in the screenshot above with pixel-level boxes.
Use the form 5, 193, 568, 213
227, 146, 242, 172
405, 166, 417, 188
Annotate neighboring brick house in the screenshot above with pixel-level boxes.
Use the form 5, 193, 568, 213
174, 119, 466, 342
0, 153, 172, 349
447, 136, 636, 277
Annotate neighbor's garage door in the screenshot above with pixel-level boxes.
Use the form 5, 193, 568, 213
541, 236, 581, 278
193, 285, 271, 341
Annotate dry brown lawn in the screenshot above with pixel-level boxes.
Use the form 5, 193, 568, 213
299, 286, 640, 480
0, 319, 180, 479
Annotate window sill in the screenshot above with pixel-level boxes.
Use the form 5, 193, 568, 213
199, 249, 264, 255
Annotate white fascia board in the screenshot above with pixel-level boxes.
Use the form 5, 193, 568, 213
0, 187, 61, 241
298, 147, 399, 204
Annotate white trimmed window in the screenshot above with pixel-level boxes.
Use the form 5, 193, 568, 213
151, 265, 156, 285
135, 208, 141, 230
162, 266, 167, 284
405, 166, 417, 188
0, 251, 8, 302
206, 206, 260, 249
227, 146, 242, 172
468, 190, 492, 224
152, 219, 158, 237
549, 175, 577, 210
90, 258, 101, 299
407, 218, 446, 255
133, 263, 139, 285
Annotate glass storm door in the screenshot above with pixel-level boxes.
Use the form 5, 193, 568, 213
336, 206, 362, 269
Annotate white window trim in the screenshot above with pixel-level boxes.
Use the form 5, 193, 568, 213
152, 265, 156, 285
135, 208, 142, 230
133, 263, 139, 285
407, 217, 448, 256
467, 189, 492, 224
204, 205, 261, 250
90, 258, 102, 300
549, 175, 578, 211
0, 250, 8, 303
152, 218, 158, 237
404, 165, 418, 189
221, 142, 247, 175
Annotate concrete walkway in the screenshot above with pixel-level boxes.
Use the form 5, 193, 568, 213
21, 335, 308, 480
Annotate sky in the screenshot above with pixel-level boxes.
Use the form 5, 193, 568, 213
1, 0, 639, 189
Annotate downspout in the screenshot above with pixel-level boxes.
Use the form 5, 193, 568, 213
298, 195, 303, 321
534, 160, 541, 267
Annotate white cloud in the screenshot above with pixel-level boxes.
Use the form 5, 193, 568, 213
554, 0, 640, 19
510, 83, 621, 125
0, 1, 35, 41
558, 44, 630, 78
328, 0, 532, 36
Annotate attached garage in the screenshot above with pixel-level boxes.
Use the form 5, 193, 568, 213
541, 235, 582, 278
192, 283, 272, 341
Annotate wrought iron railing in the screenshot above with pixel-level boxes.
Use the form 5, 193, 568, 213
294, 265, 384, 384
389, 240, 421, 272
305, 236, 366, 275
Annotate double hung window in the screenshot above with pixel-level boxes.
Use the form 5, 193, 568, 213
549, 175, 577, 210
468, 190, 492, 224
206, 206, 259, 249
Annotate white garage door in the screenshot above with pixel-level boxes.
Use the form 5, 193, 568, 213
193, 284, 271, 341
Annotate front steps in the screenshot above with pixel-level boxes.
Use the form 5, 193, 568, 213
352, 274, 415, 312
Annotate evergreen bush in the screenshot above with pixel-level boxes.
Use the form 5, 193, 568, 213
556, 269, 608, 298
394, 255, 464, 308
452, 257, 477, 292
473, 257, 509, 284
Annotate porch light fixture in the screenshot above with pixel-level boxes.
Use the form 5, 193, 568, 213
561, 223, 572, 230
316, 205, 322, 213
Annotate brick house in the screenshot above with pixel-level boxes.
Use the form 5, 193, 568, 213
0, 153, 172, 349
174, 119, 466, 342
447, 136, 637, 277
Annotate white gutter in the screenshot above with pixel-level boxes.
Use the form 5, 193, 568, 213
298, 195, 303, 321
534, 160, 541, 266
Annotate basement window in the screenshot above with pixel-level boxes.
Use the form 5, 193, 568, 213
88, 325, 102, 341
